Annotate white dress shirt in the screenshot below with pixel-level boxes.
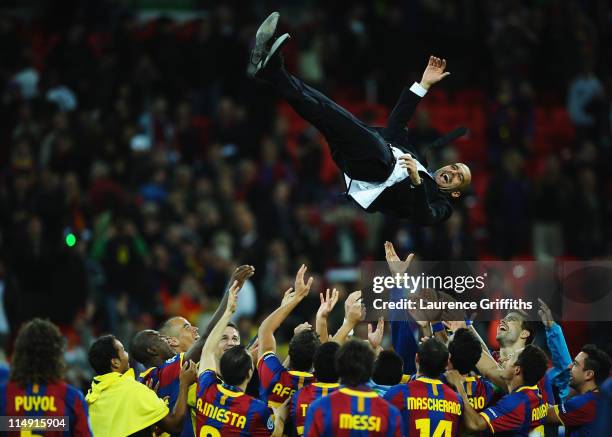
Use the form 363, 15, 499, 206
344, 82, 430, 209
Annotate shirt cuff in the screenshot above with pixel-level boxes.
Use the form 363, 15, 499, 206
409, 82, 428, 97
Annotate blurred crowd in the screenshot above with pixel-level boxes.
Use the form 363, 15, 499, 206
0, 0, 611, 390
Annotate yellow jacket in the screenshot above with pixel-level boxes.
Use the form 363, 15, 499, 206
86, 368, 169, 437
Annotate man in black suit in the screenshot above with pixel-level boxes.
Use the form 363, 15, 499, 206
248, 12, 471, 226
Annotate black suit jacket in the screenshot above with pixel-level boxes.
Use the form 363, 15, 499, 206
363, 86, 453, 225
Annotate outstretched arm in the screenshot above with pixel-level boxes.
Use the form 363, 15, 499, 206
185, 265, 254, 362
259, 265, 314, 355
331, 290, 365, 344
385, 56, 450, 139
198, 280, 241, 374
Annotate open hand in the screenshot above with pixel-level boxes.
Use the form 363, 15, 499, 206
420, 55, 450, 89
317, 288, 339, 319
367, 317, 385, 350
384, 241, 414, 276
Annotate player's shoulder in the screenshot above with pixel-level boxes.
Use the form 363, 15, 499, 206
162, 352, 184, 368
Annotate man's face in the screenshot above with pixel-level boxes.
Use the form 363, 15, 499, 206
433, 163, 471, 195
496, 313, 526, 347
113, 339, 130, 374
168, 317, 200, 353
149, 330, 178, 360
500, 350, 521, 383
215, 326, 240, 360
569, 352, 590, 389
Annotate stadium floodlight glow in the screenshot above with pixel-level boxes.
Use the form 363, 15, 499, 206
65, 233, 77, 247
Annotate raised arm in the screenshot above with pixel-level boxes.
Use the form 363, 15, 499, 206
539, 298, 571, 401
185, 265, 254, 362
316, 288, 339, 343
259, 265, 314, 355
331, 290, 365, 344
198, 280, 241, 374
385, 56, 450, 139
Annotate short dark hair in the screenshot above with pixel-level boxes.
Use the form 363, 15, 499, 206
219, 345, 252, 386
581, 344, 612, 386
10, 319, 66, 385
417, 338, 449, 378
313, 342, 340, 383
289, 330, 320, 372
130, 330, 155, 365
89, 335, 119, 375
515, 345, 548, 386
448, 328, 482, 374
336, 339, 375, 386
373, 350, 404, 386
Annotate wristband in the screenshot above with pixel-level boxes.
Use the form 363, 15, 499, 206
432, 322, 445, 333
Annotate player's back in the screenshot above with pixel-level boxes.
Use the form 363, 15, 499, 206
258, 351, 315, 408
195, 370, 274, 437
0, 380, 91, 436
291, 382, 339, 436
304, 386, 401, 437
384, 376, 463, 437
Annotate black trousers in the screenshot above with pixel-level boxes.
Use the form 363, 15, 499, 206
269, 68, 395, 182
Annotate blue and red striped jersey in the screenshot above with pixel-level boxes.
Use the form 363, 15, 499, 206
480, 385, 547, 436
304, 385, 401, 437
384, 376, 463, 437
195, 369, 274, 436
139, 352, 195, 437
258, 352, 315, 408
0, 381, 92, 436
290, 382, 339, 436
552, 391, 598, 437
463, 375, 495, 413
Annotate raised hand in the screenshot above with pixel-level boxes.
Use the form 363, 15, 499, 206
384, 241, 414, 276
294, 264, 314, 300
294, 322, 313, 335
345, 290, 366, 324
230, 265, 255, 288
420, 55, 451, 89
367, 317, 385, 350
317, 288, 339, 319
226, 280, 241, 314
280, 287, 295, 307
538, 298, 554, 328
443, 320, 467, 333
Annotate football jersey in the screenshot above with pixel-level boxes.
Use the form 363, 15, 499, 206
463, 375, 495, 413
195, 369, 274, 436
258, 352, 315, 408
384, 376, 463, 437
290, 382, 339, 436
480, 385, 547, 436
0, 381, 92, 436
304, 386, 402, 437
139, 353, 195, 437
552, 391, 598, 437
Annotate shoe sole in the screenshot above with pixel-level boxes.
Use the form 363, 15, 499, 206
262, 33, 291, 70
248, 12, 280, 76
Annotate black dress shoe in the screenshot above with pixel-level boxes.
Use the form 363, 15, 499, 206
247, 12, 290, 78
